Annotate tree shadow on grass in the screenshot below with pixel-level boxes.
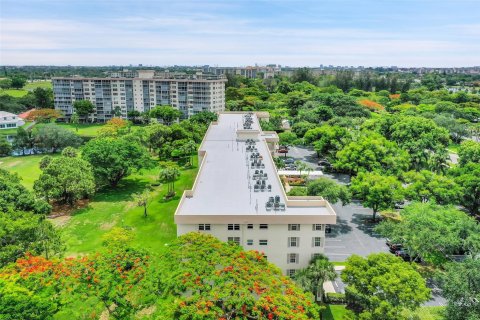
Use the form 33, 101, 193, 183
351, 213, 383, 238
327, 218, 353, 238
93, 178, 152, 203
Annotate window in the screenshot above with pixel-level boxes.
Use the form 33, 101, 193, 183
288, 224, 300, 231
259, 224, 268, 229
198, 224, 211, 231
227, 224, 240, 231
288, 237, 299, 247
247, 239, 253, 245
311, 253, 322, 260
247, 224, 253, 229
313, 224, 323, 231
287, 269, 297, 277
228, 237, 240, 245
288, 253, 299, 264
313, 237, 322, 247
259, 240, 268, 246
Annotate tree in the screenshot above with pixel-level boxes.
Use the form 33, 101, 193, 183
32, 124, 82, 153
402, 170, 462, 205
25, 108, 61, 123
342, 254, 430, 320
304, 125, 350, 159
451, 162, 480, 215
10, 76, 26, 89
433, 114, 469, 144
0, 78, 12, 89
0, 278, 57, 320
98, 117, 129, 137
350, 172, 404, 221
335, 132, 409, 176
307, 177, 351, 205
390, 116, 450, 171
70, 112, 79, 132
0, 211, 63, 267
278, 131, 298, 147
294, 254, 336, 302
34, 152, 95, 205
286, 91, 308, 117
179, 140, 197, 166
0, 245, 155, 319
438, 258, 480, 320
32, 87, 53, 108
156, 232, 321, 319
0, 136, 12, 157
127, 110, 142, 124
73, 100, 94, 122
458, 140, 480, 165
189, 111, 218, 125
12, 126, 35, 155
82, 137, 152, 188
159, 162, 180, 197
0, 169, 50, 215
149, 105, 182, 125
379, 202, 480, 264
134, 189, 151, 218
291, 67, 316, 84
291, 121, 316, 138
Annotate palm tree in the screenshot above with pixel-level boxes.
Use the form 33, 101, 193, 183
294, 254, 336, 302
159, 165, 180, 197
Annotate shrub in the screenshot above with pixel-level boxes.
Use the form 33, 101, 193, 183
326, 292, 346, 304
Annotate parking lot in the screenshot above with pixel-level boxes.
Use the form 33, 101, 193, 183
283, 146, 446, 306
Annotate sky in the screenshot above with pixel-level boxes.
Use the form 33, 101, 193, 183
0, 0, 479, 67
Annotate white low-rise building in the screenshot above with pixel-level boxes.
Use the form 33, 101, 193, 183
0, 111, 25, 130
175, 112, 336, 276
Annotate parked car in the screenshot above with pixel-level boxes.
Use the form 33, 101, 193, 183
284, 158, 295, 164
394, 201, 405, 209
395, 249, 420, 262
386, 238, 403, 253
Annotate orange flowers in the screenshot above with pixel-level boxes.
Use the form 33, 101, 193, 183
358, 99, 385, 112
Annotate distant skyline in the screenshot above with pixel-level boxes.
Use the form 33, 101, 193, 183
1, 0, 479, 67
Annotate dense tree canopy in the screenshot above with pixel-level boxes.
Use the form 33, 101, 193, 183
376, 202, 480, 265
307, 177, 351, 205
341, 253, 430, 320
34, 151, 95, 205
438, 258, 480, 320
82, 137, 153, 187
350, 172, 404, 221
156, 232, 321, 319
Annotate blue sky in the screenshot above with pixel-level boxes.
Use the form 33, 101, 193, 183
1, 0, 479, 67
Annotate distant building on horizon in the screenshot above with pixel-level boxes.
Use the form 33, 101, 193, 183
52, 70, 227, 122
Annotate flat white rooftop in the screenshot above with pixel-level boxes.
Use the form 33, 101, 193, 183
175, 113, 336, 224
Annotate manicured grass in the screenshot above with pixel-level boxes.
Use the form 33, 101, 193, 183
331, 261, 346, 267
53, 158, 199, 256
0, 154, 52, 190
402, 306, 445, 320
0, 89, 28, 97
322, 305, 348, 320
51, 123, 106, 137
24, 81, 52, 90
321, 305, 445, 320
0, 122, 33, 136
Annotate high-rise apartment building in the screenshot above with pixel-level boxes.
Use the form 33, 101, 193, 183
52, 70, 226, 121
174, 112, 337, 277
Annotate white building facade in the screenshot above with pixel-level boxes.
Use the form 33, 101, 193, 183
175, 112, 337, 276
52, 71, 226, 122
0, 111, 25, 130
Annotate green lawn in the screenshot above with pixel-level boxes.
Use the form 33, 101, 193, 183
52, 158, 198, 256
24, 81, 52, 90
50, 123, 106, 137
321, 305, 444, 320
0, 154, 50, 189
0, 89, 28, 97
0, 122, 33, 136
402, 306, 445, 320
322, 305, 348, 320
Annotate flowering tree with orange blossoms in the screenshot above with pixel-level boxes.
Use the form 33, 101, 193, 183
358, 99, 385, 112
0, 247, 155, 319
155, 232, 321, 319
